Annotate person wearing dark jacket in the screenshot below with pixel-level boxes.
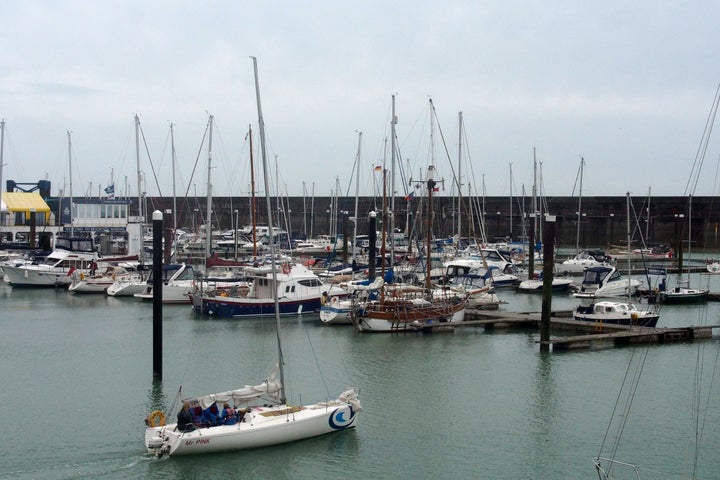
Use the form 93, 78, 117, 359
177, 402, 196, 432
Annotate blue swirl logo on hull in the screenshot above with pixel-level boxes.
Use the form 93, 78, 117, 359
328, 406, 356, 430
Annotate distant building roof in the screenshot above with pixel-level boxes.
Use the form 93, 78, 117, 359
1, 192, 51, 221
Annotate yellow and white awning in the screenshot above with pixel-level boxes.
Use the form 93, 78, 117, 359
1, 191, 51, 222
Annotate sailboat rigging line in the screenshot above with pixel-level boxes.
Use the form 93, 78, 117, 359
166, 385, 183, 421
301, 322, 331, 399
627, 194, 650, 251
183, 120, 210, 198
428, 99, 461, 193
137, 119, 163, 197
598, 345, 651, 472
684, 82, 720, 197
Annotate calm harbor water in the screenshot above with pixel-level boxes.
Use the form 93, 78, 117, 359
2, 270, 720, 479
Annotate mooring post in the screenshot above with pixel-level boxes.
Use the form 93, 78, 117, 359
540, 215, 556, 352
152, 210, 163, 380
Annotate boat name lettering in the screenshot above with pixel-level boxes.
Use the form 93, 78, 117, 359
184, 438, 211, 446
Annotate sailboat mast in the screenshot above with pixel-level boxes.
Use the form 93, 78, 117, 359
0, 119, 4, 230
626, 192, 631, 300
135, 115, 143, 234
576, 157, 584, 252
352, 131, 362, 272
249, 125, 257, 257
646, 186, 651, 242
426, 166, 435, 291
457, 112, 462, 241
390, 94, 397, 267
509, 162, 513, 240
68, 130, 74, 237
170, 123, 178, 258
532, 149, 537, 245
687, 195, 692, 281
252, 56, 286, 405
205, 115, 214, 261
302, 182, 307, 238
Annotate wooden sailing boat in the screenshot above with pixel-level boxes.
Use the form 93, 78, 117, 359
143, 57, 361, 457
356, 165, 468, 332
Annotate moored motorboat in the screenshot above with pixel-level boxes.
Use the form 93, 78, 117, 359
573, 301, 660, 327
573, 265, 641, 298
556, 249, 612, 275
2, 237, 135, 288
194, 262, 345, 317
516, 274, 575, 293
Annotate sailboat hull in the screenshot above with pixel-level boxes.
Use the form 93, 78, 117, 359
358, 299, 467, 332
659, 288, 709, 304
145, 401, 359, 457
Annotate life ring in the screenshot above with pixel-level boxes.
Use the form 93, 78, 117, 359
146, 410, 166, 427
282, 263, 291, 274
331, 296, 339, 304
325, 245, 331, 252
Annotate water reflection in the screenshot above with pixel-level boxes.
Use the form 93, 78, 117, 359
146, 379, 169, 415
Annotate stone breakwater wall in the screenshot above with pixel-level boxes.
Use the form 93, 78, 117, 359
145, 195, 720, 251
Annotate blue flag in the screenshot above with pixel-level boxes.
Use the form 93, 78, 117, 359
104, 184, 115, 195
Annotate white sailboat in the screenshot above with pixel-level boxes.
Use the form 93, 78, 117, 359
659, 196, 709, 303
143, 57, 361, 457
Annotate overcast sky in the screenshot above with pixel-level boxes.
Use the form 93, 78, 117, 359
2, 1, 720, 202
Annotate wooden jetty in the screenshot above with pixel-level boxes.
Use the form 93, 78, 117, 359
452, 308, 720, 351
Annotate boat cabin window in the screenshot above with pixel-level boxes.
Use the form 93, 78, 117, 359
59, 259, 88, 269
582, 269, 610, 284
174, 267, 195, 281
483, 251, 502, 261
297, 279, 322, 287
